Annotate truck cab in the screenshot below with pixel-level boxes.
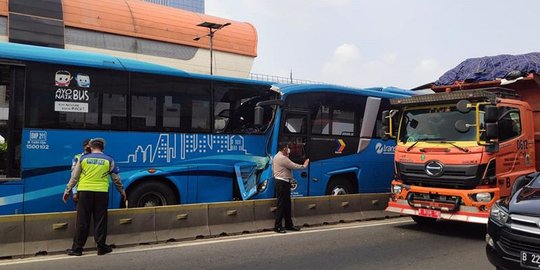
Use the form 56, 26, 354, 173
384, 80, 540, 224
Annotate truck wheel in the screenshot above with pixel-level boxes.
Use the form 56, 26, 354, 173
128, 181, 178, 208
326, 178, 355, 195
411, 215, 437, 225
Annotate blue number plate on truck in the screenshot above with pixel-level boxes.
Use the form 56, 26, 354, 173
521, 251, 540, 269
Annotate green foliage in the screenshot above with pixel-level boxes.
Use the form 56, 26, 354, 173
0, 143, 6, 153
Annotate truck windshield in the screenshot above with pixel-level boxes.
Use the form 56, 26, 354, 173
398, 107, 477, 143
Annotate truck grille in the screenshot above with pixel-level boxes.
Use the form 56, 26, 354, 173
397, 162, 484, 189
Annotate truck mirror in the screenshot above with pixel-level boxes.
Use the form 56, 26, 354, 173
254, 106, 264, 126
486, 142, 499, 153
484, 106, 498, 123
382, 110, 390, 126
454, 120, 470, 133
456, 100, 472, 113
485, 122, 498, 140
410, 119, 418, 129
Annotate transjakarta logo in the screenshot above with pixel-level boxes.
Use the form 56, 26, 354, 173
375, 142, 395, 155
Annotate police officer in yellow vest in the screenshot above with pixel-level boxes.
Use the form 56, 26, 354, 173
63, 138, 127, 256
68, 138, 91, 204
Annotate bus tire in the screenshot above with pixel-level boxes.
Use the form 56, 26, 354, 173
411, 215, 437, 225
326, 177, 355, 196
128, 181, 178, 208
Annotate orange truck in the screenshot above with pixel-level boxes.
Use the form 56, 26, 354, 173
382, 71, 540, 224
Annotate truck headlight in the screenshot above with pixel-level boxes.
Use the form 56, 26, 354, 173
474, 192, 492, 202
490, 202, 508, 225
392, 185, 402, 194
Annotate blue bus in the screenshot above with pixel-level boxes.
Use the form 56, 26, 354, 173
0, 42, 412, 215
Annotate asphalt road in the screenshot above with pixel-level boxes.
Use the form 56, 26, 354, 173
0, 217, 492, 270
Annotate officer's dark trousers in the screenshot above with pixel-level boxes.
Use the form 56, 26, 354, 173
274, 180, 294, 229
72, 191, 109, 251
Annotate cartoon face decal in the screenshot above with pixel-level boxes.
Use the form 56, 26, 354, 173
75, 74, 91, 88
55, 71, 72, 87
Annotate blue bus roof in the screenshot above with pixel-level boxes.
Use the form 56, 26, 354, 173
278, 84, 412, 99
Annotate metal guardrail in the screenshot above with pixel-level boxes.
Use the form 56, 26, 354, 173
249, 73, 324, 85
0, 193, 399, 258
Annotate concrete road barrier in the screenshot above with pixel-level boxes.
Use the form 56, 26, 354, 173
292, 196, 333, 226
107, 207, 156, 247
0, 215, 24, 257
357, 193, 397, 220
327, 194, 364, 222
24, 212, 76, 256
253, 199, 277, 231
155, 204, 209, 241
0, 193, 397, 257
208, 201, 256, 235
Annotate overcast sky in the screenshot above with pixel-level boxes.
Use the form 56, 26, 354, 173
206, 0, 540, 89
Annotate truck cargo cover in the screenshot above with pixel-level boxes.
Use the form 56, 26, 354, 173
435, 53, 540, 85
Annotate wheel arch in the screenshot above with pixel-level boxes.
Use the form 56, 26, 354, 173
125, 175, 180, 207
326, 171, 359, 194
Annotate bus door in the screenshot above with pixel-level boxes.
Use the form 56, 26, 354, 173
0, 64, 23, 179
0, 65, 24, 214
278, 110, 310, 196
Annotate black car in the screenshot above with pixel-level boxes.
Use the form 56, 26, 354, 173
486, 173, 540, 270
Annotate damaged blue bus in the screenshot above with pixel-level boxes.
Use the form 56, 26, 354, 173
0, 42, 412, 214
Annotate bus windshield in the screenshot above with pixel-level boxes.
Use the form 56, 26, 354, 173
398, 106, 477, 143
214, 82, 277, 134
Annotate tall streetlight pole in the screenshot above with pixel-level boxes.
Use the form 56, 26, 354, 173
193, 22, 231, 75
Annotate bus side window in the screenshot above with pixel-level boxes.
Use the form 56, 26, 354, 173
0, 83, 7, 177
284, 114, 306, 134
130, 73, 211, 133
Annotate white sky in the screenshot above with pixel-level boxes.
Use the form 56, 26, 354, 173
206, 0, 540, 89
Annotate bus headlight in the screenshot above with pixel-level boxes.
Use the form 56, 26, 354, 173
474, 192, 492, 202
490, 202, 508, 225
392, 185, 402, 194
258, 179, 269, 192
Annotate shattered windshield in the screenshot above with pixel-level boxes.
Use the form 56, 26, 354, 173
214, 82, 278, 134
398, 106, 477, 143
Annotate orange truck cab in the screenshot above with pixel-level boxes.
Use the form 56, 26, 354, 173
383, 74, 540, 224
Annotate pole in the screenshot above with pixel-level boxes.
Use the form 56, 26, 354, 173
209, 30, 214, 75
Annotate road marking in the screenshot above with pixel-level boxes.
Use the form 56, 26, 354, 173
0, 218, 412, 266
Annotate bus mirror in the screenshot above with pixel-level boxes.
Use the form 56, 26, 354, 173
254, 106, 264, 126
381, 126, 390, 141
217, 109, 231, 118
484, 106, 498, 123
485, 122, 498, 140
382, 110, 390, 126
454, 120, 470, 133
456, 100, 472, 113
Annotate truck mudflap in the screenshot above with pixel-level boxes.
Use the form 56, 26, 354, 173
386, 199, 489, 224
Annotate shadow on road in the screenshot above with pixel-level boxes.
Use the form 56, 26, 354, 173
396, 218, 486, 240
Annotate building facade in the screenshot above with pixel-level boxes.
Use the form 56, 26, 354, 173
143, 0, 204, 13
0, 0, 257, 78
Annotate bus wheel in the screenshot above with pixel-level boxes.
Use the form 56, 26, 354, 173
411, 215, 437, 225
128, 181, 177, 208
326, 178, 354, 196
